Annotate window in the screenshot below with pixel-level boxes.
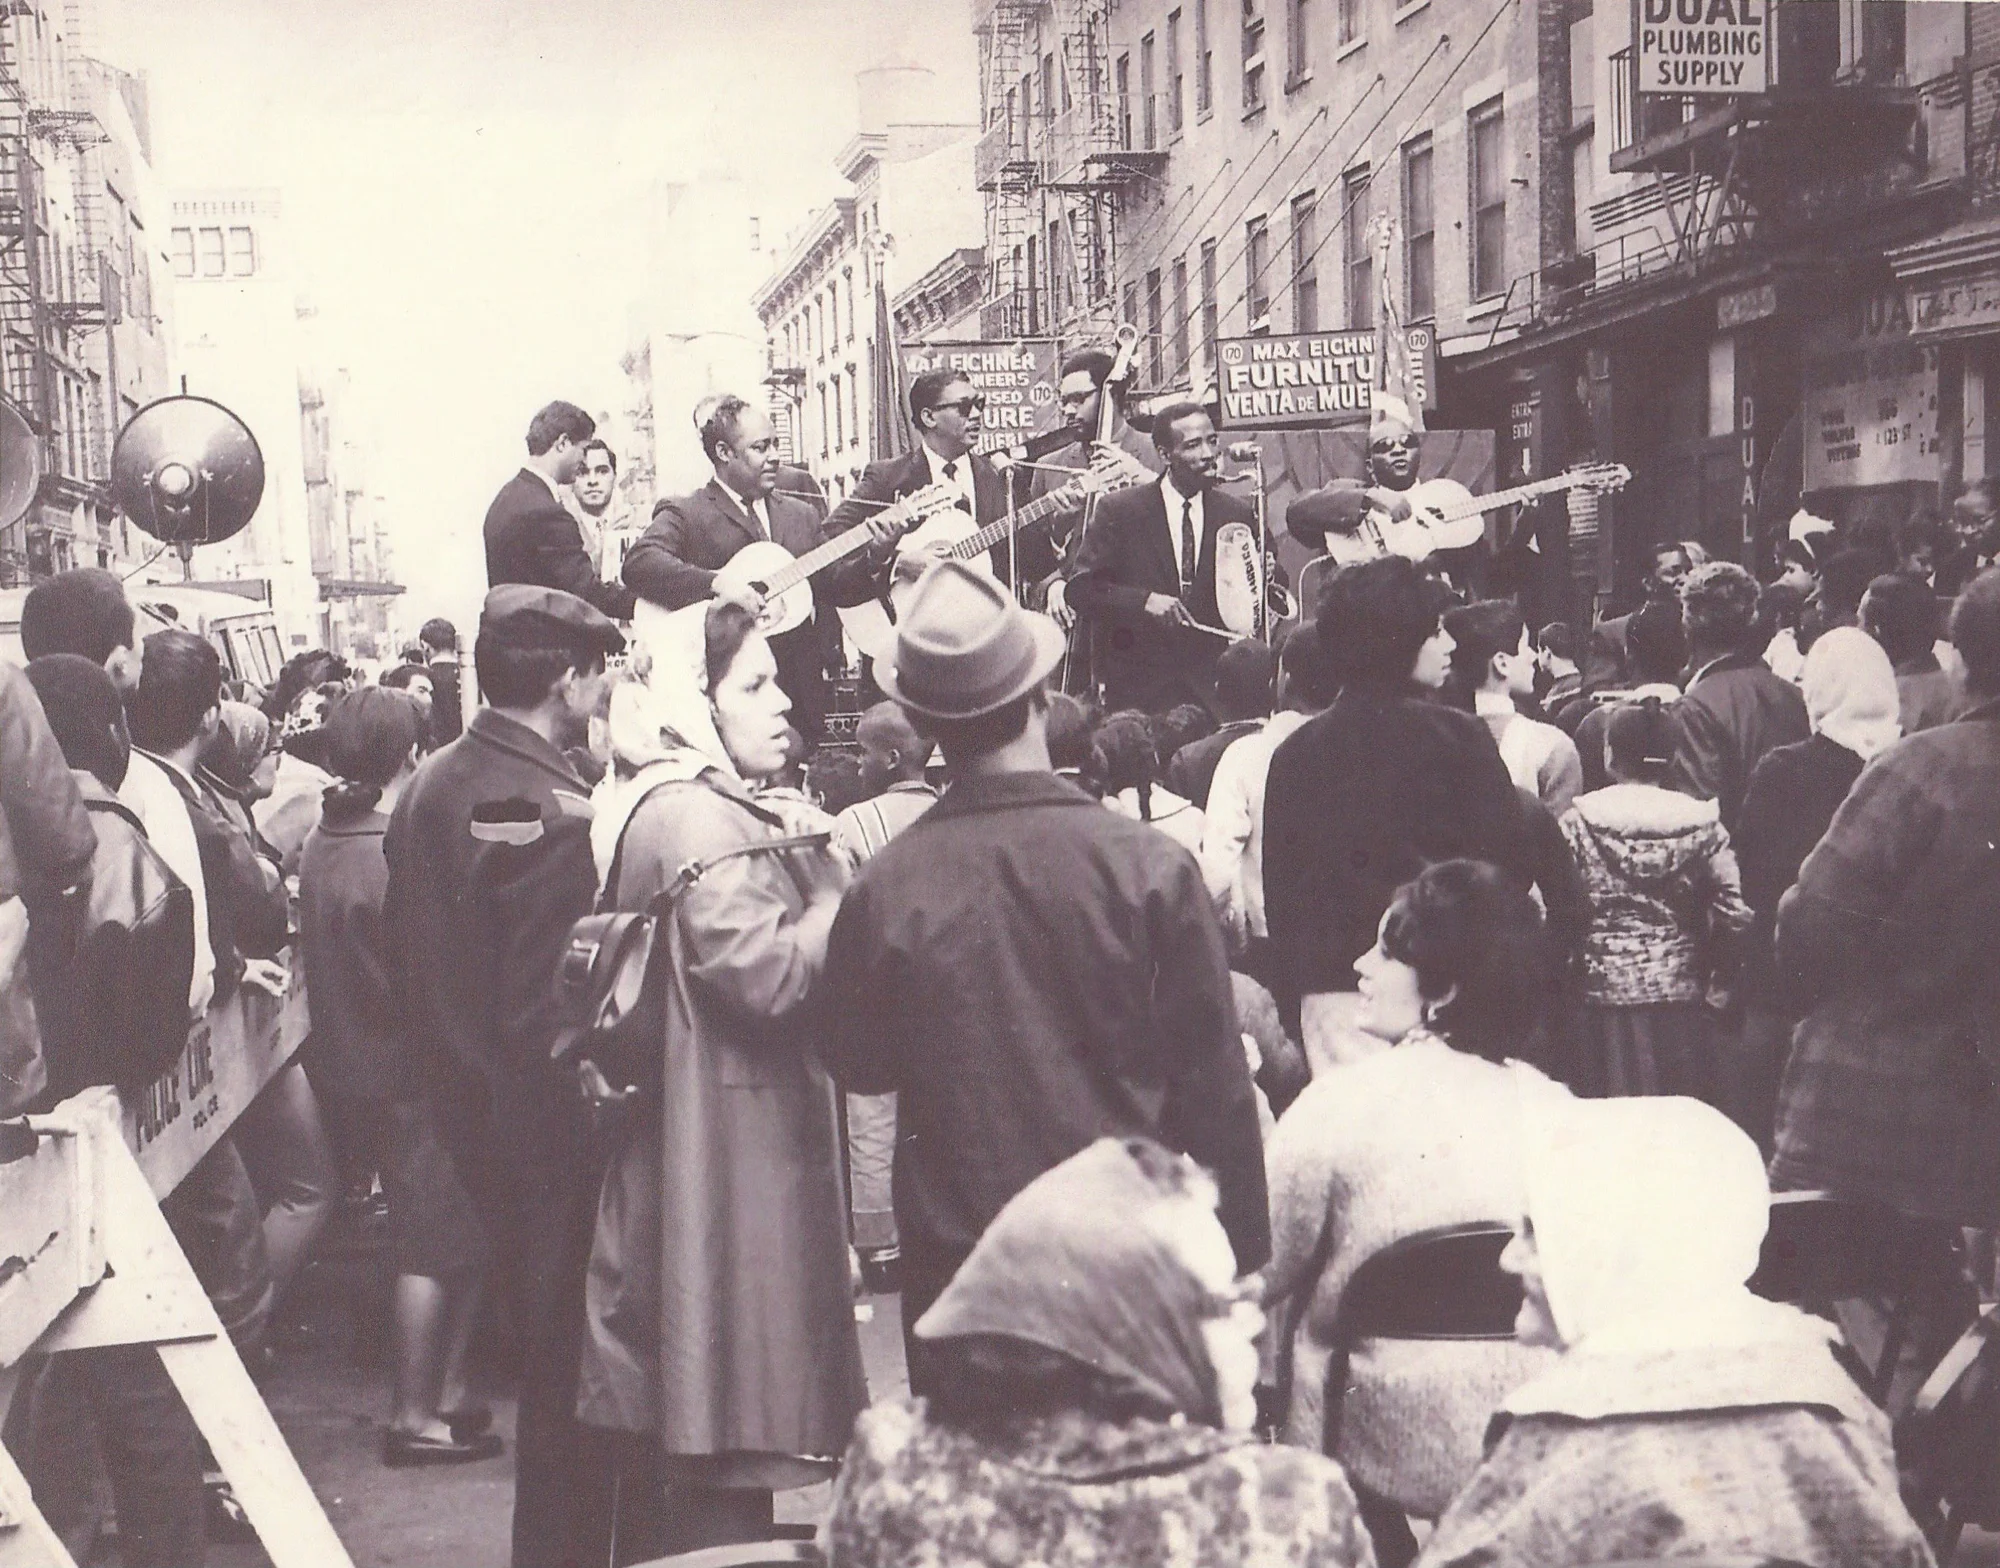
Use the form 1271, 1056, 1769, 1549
831, 373, 843, 451
848, 367, 860, 444
818, 383, 829, 457
1343, 166, 1372, 328
1196, 0, 1213, 114
227, 227, 255, 276
1200, 238, 1219, 365
170, 226, 193, 278
1141, 33, 1157, 150
1246, 216, 1271, 329
1291, 191, 1318, 333
1243, 0, 1266, 111
1336, 0, 1361, 49
1171, 255, 1190, 381
1042, 52, 1056, 123
1049, 218, 1066, 318
1289, 0, 1312, 83
1116, 54, 1132, 147
1168, 11, 1184, 133
1469, 98, 1507, 299
197, 227, 224, 277
1146, 267, 1164, 382
1404, 134, 1434, 319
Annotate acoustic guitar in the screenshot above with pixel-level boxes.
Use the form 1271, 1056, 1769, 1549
1320, 464, 1633, 569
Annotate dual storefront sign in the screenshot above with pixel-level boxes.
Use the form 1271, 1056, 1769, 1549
1635, 0, 1769, 96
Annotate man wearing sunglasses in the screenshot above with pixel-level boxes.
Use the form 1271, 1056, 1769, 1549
821, 370, 1061, 630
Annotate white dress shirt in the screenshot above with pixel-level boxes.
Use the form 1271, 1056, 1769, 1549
920, 442, 979, 517
120, 749, 214, 1015
1200, 709, 1310, 943
719, 480, 773, 541
1158, 474, 1205, 592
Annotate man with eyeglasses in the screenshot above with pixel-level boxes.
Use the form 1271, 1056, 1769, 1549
821, 370, 1061, 628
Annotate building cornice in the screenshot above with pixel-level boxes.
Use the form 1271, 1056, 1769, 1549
752, 197, 858, 319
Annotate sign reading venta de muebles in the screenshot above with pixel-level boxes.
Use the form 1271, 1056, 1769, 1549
1636, 0, 1768, 96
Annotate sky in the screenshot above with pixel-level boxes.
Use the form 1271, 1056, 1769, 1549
92, 0, 978, 634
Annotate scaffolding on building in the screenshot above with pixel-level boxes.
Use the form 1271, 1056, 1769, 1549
974, 0, 1153, 343
0, 0, 111, 585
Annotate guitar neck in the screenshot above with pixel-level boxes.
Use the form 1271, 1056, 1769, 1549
758, 512, 895, 595
949, 480, 1108, 562
1434, 472, 1594, 523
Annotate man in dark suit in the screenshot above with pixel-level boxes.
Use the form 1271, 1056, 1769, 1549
623, 396, 835, 743
483, 400, 636, 620
1068, 401, 1250, 714
820, 368, 1060, 618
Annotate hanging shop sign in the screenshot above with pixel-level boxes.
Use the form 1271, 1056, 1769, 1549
1213, 328, 1440, 430
1803, 289, 1940, 491
900, 339, 1063, 450
1636, 0, 1769, 96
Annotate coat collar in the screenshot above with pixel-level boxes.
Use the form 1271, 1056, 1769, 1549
318, 808, 390, 839
466, 707, 587, 791
1686, 648, 1767, 689
924, 768, 1099, 822
703, 477, 765, 547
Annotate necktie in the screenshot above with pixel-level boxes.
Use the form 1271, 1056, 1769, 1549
750, 500, 768, 540
1180, 496, 1197, 594
942, 459, 970, 513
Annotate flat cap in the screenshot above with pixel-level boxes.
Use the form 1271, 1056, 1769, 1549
479, 583, 625, 657
1286, 479, 1372, 550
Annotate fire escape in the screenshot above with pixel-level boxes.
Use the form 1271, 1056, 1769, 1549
974, 0, 1160, 340
0, 0, 109, 584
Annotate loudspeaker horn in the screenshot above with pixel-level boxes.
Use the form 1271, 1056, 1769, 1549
0, 400, 40, 532
110, 394, 264, 550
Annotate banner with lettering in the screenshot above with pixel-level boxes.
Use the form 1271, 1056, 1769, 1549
900, 339, 1064, 452
1215, 327, 1439, 430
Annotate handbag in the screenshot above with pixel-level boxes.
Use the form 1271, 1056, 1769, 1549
550, 780, 828, 1091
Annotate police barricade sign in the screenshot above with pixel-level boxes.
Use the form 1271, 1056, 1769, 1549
1214, 327, 1438, 430
901, 339, 1064, 452
1636, 0, 1768, 96
127, 980, 311, 1198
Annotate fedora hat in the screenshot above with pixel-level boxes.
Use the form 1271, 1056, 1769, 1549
879, 561, 1066, 721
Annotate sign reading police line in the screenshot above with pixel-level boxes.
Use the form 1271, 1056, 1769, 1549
901, 339, 1063, 449
1636, 0, 1768, 96
1214, 327, 1437, 430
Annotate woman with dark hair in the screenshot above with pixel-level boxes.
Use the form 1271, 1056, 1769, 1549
1264, 860, 1563, 1567
1418, 1092, 1934, 1568
825, 1137, 1373, 1568
299, 688, 496, 1466
1263, 556, 1529, 1069
1560, 697, 1751, 1100
1044, 692, 1100, 792
1095, 709, 1205, 853
576, 600, 865, 1557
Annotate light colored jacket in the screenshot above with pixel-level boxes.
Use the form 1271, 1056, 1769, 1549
1200, 710, 1309, 942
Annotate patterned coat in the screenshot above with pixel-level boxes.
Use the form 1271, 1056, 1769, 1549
1771, 697, 2000, 1227
1559, 783, 1751, 1007
822, 1401, 1375, 1568
1417, 1338, 1935, 1568
1264, 1039, 1555, 1517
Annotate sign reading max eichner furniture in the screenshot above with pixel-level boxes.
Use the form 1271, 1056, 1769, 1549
1636, 0, 1769, 96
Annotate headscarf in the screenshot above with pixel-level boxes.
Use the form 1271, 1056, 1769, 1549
590, 600, 736, 879
915, 1138, 1224, 1427
201, 702, 273, 796
1801, 626, 1901, 762
1521, 1090, 1806, 1356
25, 653, 128, 789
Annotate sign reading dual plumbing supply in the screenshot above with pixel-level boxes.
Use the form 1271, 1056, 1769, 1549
1635, 0, 1768, 96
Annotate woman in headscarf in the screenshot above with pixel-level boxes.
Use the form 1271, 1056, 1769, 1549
1263, 860, 1560, 1567
199, 701, 279, 826
824, 1136, 1373, 1568
1729, 625, 1901, 1148
1417, 1092, 1935, 1568
575, 600, 866, 1558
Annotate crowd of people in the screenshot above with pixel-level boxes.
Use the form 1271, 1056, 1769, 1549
0, 383, 1995, 1568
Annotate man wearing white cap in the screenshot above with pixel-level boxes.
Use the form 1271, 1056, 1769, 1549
818, 562, 1269, 1395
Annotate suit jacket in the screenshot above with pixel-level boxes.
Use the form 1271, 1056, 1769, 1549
483, 468, 636, 620
1068, 479, 1250, 713
623, 479, 831, 739
819, 446, 1058, 609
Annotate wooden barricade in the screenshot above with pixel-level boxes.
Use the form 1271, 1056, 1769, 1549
0, 983, 354, 1568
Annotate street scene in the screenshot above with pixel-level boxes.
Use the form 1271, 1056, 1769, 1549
3, 0, 2000, 1565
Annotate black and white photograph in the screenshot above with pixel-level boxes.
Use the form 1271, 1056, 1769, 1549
0, 0, 1996, 1564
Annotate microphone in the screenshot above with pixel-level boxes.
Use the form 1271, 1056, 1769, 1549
1214, 472, 1259, 485
1226, 441, 1262, 463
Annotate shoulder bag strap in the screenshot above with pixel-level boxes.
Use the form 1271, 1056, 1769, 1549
657, 831, 832, 910
83, 794, 149, 836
